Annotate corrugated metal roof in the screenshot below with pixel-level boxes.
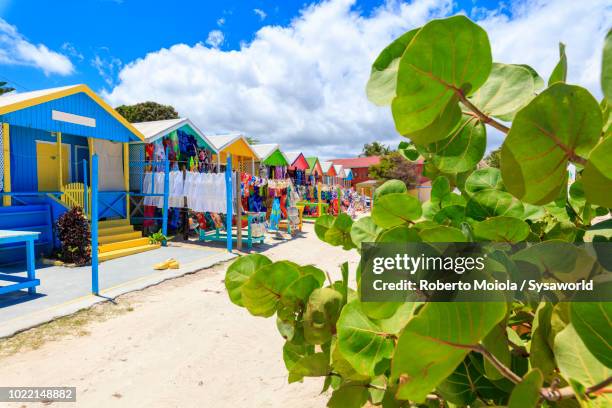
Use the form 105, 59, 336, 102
251, 143, 278, 160
0, 85, 78, 109
207, 133, 245, 150
131, 118, 218, 153
0, 84, 144, 141
333, 164, 345, 177
285, 151, 302, 164
320, 161, 334, 173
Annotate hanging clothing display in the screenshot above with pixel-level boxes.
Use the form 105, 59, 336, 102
142, 172, 165, 208
183, 171, 227, 214
168, 171, 184, 208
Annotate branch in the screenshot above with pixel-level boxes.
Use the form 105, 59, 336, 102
455, 91, 511, 134
541, 376, 612, 401
471, 344, 523, 383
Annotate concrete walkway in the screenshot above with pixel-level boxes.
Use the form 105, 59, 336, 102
0, 243, 236, 337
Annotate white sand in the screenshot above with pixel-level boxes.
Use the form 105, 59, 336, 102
0, 222, 360, 407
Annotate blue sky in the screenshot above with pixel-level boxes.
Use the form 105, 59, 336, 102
0, 0, 608, 157
0, 0, 505, 93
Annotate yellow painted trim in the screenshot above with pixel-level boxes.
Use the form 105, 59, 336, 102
56, 132, 63, 191
0, 84, 144, 141
2, 123, 10, 206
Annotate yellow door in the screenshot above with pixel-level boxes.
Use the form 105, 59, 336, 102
37, 142, 69, 191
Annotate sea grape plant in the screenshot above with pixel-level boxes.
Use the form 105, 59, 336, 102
225, 16, 612, 407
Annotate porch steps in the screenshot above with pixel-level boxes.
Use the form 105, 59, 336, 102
96, 219, 160, 262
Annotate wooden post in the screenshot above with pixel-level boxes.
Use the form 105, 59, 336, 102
236, 158, 242, 250
83, 159, 88, 217
251, 157, 255, 175
91, 154, 99, 295
162, 156, 169, 241
57, 132, 63, 191
317, 181, 322, 217
123, 143, 130, 222
2, 123, 10, 206
225, 154, 233, 252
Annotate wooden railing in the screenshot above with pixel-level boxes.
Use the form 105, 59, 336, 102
61, 182, 90, 215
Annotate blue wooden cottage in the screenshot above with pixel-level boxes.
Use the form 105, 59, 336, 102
0, 84, 160, 263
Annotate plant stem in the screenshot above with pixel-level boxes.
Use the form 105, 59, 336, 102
541, 376, 612, 401
455, 90, 510, 134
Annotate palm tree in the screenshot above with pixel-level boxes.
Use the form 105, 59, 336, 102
0, 82, 15, 95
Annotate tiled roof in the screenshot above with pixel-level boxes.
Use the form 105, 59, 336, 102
330, 156, 381, 168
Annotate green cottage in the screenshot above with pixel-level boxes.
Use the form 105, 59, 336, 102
251, 143, 289, 179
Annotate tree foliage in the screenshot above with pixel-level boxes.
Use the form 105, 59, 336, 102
368, 152, 420, 189
0, 81, 15, 95
115, 101, 179, 123
361, 141, 392, 157
225, 16, 612, 407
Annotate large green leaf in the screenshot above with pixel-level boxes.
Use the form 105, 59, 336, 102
437, 356, 508, 405
466, 189, 524, 220
518, 64, 545, 92
554, 324, 611, 404
325, 213, 355, 250
241, 261, 300, 317
548, 42, 567, 85
366, 28, 420, 106
375, 225, 421, 243
419, 225, 466, 242
372, 193, 422, 228
283, 274, 322, 304
426, 115, 486, 173
283, 340, 314, 370
570, 302, 612, 368
583, 137, 612, 208
501, 83, 602, 205
350, 216, 383, 249
604, 29, 612, 101
327, 383, 369, 408
287, 352, 330, 383
225, 254, 272, 307
298, 265, 327, 286
482, 322, 512, 380
336, 301, 395, 377
507, 369, 543, 408
392, 15, 491, 139
373, 302, 420, 335
470, 63, 536, 121
392, 302, 506, 402
315, 215, 335, 241
303, 288, 343, 345
529, 303, 557, 381
473, 216, 530, 242
464, 167, 504, 194
373, 179, 407, 200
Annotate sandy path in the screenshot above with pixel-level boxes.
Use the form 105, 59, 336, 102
0, 222, 360, 408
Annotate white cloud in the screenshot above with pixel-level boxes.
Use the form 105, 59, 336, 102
205, 30, 224, 48
0, 18, 74, 76
254, 8, 267, 21
104, 0, 610, 158
61, 42, 84, 61
91, 52, 122, 86
217, 17, 225, 27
